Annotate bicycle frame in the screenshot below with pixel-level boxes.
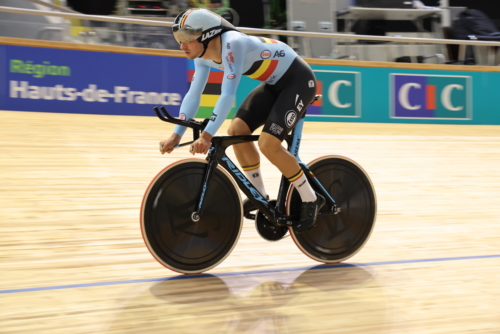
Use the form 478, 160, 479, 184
154, 105, 338, 228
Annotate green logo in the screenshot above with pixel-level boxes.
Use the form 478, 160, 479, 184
10, 60, 71, 78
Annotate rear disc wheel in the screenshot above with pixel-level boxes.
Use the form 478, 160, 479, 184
286, 156, 376, 263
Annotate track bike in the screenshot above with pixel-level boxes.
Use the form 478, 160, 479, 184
141, 95, 376, 274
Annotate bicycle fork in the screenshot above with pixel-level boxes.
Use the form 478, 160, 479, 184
190, 147, 218, 222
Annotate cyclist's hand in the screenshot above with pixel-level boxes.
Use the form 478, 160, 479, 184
159, 134, 181, 154
190, 132, 212, 155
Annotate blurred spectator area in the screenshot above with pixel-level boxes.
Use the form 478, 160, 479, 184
449, 1, 500, 28
340, 1, 500, 36
65, 0, 268, 48
287, 0, 500, 63
66, 0, 117, 15
0, 0, 68, 40
0, 0, 272, 45
1, 0, 500, 63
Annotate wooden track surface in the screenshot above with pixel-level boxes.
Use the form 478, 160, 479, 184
1, 110, 499, 333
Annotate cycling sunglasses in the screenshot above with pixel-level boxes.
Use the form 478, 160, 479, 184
172, 24, 202, 44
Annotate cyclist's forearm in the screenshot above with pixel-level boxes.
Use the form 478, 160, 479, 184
200, 131, 213, 141
173, 93, 201, 137
170, 133, 181, 142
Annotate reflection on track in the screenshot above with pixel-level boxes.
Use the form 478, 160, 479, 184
109, 265, 387, 333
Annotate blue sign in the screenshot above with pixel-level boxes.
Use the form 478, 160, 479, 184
0, 45, 188, 116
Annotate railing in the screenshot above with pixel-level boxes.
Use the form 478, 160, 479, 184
1, 5, 500, 64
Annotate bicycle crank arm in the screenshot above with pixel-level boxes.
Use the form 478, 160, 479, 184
318, 210, 338, 217
277, 208, 338, 226
276, 215, 299, 226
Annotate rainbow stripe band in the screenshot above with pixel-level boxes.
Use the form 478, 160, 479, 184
288, 170, 304, 183
242, 163, 260, 171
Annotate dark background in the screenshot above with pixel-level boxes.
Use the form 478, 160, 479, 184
347, 0, 500, 35
65, 0, 500, 30
67, 0, 117, 15
416, 0, 500, 27
230, 0, 500, 32
448, 0, 500, 27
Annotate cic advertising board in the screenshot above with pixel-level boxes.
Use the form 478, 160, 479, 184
0, 45, 187, 117
306, 65, 500, 125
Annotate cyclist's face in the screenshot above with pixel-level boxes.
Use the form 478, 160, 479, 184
180, 40, 203, 60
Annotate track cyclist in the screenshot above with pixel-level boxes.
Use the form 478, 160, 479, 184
159, 8, 324, 233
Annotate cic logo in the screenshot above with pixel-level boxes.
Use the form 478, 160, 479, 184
391, 74, 472, 119
313, 70, 361, 117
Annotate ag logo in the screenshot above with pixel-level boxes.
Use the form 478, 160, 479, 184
227, 74, 235, 79
201, 28, 222, 41
285, 110, 297, 128
274, 50, 285, 58
261, 50, 271, 59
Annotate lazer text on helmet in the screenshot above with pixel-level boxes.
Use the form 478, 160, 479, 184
201, 29, 222, 42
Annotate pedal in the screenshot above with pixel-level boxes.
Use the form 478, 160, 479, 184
277, 215, 300, 227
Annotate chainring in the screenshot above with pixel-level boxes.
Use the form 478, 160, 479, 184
255, 200, 288, 242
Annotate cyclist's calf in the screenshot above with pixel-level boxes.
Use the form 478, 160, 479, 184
228, 118, 260, 167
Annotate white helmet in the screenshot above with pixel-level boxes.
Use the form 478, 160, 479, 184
172, 8, 237, 45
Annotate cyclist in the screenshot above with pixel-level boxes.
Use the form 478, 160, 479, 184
159, 8, 324, 233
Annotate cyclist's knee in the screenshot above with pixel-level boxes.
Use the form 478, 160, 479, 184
258, 133, 281, 158
228, 118, 251, 136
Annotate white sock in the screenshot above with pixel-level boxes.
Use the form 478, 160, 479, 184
288, 170, 317, 202
242, 163, 268, 198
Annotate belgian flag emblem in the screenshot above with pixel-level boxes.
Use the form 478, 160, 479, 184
243, 37, 279, 81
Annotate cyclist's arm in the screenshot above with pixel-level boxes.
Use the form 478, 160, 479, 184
173, 59, 210, 137
203, 42, 244, 136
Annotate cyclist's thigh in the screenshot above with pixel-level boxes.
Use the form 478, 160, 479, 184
234, 82, 277, 133
262, 70, 316, 141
